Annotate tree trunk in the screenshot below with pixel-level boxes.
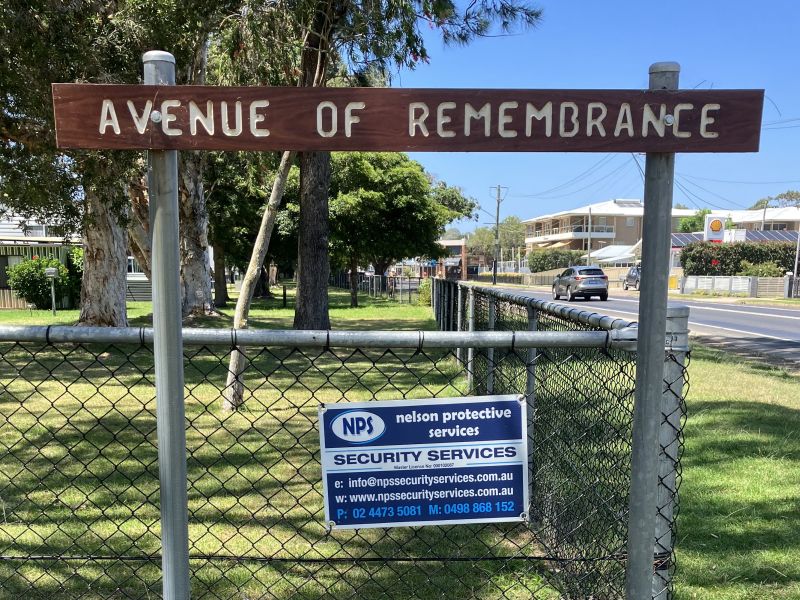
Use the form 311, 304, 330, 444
79, 189, 128, 327
127, 176, 152, 279
223, 151, 294, 411
349, 255, 359, 308
293, 151, 331, 330
213, 242, 228, 307
179, 151, 214, 317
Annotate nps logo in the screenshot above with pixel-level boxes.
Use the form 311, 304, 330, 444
330, 410, 386, 444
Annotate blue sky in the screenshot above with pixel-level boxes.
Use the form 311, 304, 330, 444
395, 0, 800, 231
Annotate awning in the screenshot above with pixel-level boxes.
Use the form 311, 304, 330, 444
443, 258, 461, 266
548, 241, 570, 248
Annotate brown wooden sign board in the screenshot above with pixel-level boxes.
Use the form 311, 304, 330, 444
52, 84, 763, 153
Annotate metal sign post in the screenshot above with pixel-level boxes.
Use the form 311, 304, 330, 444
626, 62, 680, 600
143, 50, 190, 600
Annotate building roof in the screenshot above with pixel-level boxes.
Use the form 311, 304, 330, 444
712, 206, 800, 224
523, 199, 697, 223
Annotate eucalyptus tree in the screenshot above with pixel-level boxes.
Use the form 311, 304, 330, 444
0, 0, 240, 323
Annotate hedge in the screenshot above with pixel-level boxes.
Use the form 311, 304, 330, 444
680, 241, 796, 276
527, 249, 585, 273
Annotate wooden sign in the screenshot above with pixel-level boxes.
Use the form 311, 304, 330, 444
52, 84, 764, 153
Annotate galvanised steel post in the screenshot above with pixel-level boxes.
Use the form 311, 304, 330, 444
467, 287, 475, 392
143, 50, 190, 600
486, 295, 496, 393
525, 304, 538, 509
626, 61, 680, 600
456, 284, 464, 363
653, 305, 690, 599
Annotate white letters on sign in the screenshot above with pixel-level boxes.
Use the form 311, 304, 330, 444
95, 98, 723, 141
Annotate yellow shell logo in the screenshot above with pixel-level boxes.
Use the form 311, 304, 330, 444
709, 218, 723, 232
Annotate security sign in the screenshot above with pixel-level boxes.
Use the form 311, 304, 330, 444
319, 395, 528, 529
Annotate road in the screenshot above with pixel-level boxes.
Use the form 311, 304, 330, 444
498, 287, 800, 371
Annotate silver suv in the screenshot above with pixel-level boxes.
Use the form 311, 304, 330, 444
552, 266, 609, 301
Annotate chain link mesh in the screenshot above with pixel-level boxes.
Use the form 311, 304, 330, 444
0, 283, 688, 599
433, 279, 689, 600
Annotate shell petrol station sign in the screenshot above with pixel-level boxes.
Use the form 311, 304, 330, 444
704, 214, 726, 243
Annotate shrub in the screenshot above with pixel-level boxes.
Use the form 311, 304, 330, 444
681, 242, 795, 276
6, 256, 69, 309
417, 278, 431, 306
527, 249, 585, 273
737, 260, 785, 277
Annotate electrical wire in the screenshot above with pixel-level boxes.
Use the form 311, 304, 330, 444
513, 154, 618, 198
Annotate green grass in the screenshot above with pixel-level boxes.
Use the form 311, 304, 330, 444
675, 345, 800, 600
0, 288, 558, 599
0, 286, 435, 330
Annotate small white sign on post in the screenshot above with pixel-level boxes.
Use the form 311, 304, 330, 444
703, 214, 725, 243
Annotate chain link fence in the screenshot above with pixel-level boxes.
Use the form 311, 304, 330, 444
431, 278, 689, 600
330, 272, 424, 304
0, 281, 687, 599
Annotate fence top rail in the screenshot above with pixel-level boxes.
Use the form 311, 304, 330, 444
0, 325, 638, 350
457, 281, 637, 331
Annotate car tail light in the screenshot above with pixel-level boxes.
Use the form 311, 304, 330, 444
601, 275, 608, 280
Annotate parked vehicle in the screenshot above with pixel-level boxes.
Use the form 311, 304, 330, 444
623, 266, 641, 291
552, 266, 609, 301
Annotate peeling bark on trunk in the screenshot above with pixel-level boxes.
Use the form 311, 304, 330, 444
79, 189, 128, 327
127, 177, 151, 279
179, 151, 214, 317
349, 255, 359, 308
293, 151, 332, 330
213, 242, 228, 307
223, 151, 294, 411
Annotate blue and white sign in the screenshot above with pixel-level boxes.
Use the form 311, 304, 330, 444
319, 395, 528, 529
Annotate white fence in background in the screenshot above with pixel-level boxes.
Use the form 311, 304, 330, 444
680, 275, 790, 298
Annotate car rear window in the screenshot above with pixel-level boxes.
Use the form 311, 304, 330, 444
579, 268, 605, 275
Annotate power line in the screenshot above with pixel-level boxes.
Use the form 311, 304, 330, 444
677, 173, 800, 185
675, 176, 750, 209
513, 154, 618, 198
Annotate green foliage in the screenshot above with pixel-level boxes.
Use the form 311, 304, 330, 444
749, 190, 800, 209
6, 257, 69, 309
66, 247, 84, 306
527, 249, 586, 273
441, 227, 464, 240
681, 242, 796, 276
466, 217, 526, 258
417, 278, 432, 306
678, 209, 711, 233
328, 152, 473, 274
737, 260, 785, 277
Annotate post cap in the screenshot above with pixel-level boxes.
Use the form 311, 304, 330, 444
142, 50, 175, 64
649, 62, 680, 74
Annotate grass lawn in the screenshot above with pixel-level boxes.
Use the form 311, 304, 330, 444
2, 286, 798, 598
0, 285, 435, 330
0, 287, 559, 599
675, 345, 800, 599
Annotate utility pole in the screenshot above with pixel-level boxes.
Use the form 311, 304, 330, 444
491, 185, 504, 285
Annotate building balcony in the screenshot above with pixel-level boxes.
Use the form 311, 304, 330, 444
525, 225, 616, 244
